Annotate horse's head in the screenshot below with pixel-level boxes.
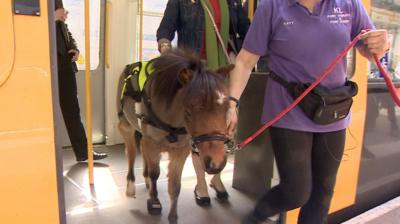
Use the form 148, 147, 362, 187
151, 49, 234, 174
180, 65, 234, 174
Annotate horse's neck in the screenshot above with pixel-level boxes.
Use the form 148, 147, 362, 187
150, 90, 186, 128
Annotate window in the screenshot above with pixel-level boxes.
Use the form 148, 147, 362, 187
63, 0, 101, 70
140, 1, 176, 60
370, 1, 400, 81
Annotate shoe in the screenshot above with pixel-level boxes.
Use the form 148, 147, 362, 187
76, 151, 108, 162
210, 183, 229, 200
194, 187, 211, 206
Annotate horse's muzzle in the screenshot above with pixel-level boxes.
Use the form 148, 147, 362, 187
204, 156, 227, 174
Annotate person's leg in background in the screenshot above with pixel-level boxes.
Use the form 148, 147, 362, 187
242, 127, 314, 223
58, 62, 107, 162
298, 129, 346, 224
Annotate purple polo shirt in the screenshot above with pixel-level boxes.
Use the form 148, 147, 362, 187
243, 0, 374, 132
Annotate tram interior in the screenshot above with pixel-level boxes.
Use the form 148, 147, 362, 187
60, 1, 257, 223
17, 0, 400, 224
2, 0, 400, 223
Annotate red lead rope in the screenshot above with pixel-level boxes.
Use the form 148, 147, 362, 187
374, 54, 400, 106
236, 33, 400, 151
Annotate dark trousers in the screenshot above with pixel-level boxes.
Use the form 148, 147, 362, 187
58, 58, 87, 159
253, 127, 346, 224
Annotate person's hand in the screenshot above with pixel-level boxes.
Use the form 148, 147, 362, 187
55, 8, 68, 22
226, 106, 238, 138
359, 29, 390, 58
68, 49, 79, 62
158, 39, 172, 54
159, 43, 171, 54
55, 8, 66, 22
64, 10, 69, 21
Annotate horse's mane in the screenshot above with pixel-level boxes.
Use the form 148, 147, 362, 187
150, 49, 226, 110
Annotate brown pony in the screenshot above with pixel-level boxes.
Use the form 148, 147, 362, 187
117, 49, 233, 223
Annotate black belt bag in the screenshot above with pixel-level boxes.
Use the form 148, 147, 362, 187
269, 72, 358, 125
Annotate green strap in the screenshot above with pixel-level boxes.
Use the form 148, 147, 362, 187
200, 0, 229, 70
138, 61, 153, 91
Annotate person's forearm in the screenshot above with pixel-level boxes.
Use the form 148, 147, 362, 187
229, 61, 251, 100
229, 50, 259, 105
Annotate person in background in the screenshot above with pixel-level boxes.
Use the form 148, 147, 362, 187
55, 0, 107, 162
225, 0, 390, 223
157, 0, 250, 206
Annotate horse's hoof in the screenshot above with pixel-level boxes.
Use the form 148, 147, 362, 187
194, 189, 211, 206
210, 184, 229, 200
126, 181, 136, 198
147, 199, 162, 215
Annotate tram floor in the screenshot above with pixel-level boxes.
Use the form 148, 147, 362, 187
62, 144, 257, 224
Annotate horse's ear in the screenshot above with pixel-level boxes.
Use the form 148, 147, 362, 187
178, 68, 193, 85
215, 64, 235, 79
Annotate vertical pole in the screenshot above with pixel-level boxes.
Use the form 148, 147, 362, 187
248, 0, 254, 21
105, 2, 111, 69
84, 0, 94, 185
139, 0, 143, 61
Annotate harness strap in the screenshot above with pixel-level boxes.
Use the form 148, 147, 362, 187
141, 82, 187, 143
119, 59, 187, 143
268, 71, 295, 90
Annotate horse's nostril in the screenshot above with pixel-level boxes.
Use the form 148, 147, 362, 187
204, 156, 213, 170
208, 162, 215, 170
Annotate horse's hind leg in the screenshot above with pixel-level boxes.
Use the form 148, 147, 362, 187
143, 154, 150, 190
118, 118, 137, 197
168, 147, 190, 223
142, 137, 162, 215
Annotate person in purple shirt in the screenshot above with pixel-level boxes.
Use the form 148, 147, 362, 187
226, 0, 390, 223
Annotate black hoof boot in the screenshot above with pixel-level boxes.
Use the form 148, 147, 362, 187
147, 199, 162, 215
194, 189, 211, 206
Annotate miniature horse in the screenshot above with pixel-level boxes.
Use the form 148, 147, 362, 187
117, 49, 233, 223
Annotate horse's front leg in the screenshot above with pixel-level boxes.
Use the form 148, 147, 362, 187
168, 147, 190, 223
192, 153, 211, 205
142, 137, 162, 215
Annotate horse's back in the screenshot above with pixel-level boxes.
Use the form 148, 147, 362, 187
117, 59, 191, 149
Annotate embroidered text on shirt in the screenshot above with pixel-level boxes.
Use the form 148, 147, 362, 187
283, 21, 294, 26
327, 6, 350, 24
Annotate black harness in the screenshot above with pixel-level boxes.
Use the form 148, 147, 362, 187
141, 88, 188, 143
120, 60, 230, 153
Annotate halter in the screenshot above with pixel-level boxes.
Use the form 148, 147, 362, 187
191, 133, 229, 154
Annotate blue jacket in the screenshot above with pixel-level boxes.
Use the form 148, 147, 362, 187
157, 0, 250, 54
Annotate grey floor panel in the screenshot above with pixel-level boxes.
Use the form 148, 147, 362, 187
63, 145, 257, 224
368, 208, 400, 224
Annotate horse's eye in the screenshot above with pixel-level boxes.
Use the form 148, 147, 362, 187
184, 116, 190, 123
